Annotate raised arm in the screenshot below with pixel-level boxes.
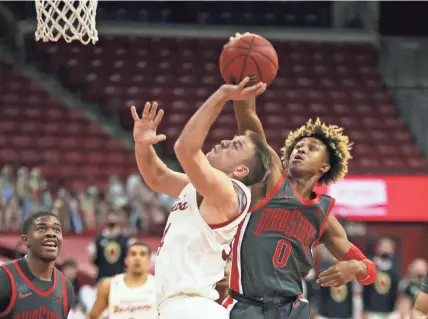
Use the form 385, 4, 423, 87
174, 78, 265, 211
229, 33, 283, 177
132, 103, 189, 197
87, 278, 110, 319
316, 214, 376, 287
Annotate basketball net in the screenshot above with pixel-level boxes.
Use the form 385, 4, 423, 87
34, 0, 99, 45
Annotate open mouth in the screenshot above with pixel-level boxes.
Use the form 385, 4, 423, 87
293, 154, 305, 161
42, 240, 58, 249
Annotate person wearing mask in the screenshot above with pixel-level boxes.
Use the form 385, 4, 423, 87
363, 238, 400, 319
400, 259, 428, 304
87, 212, 135, 281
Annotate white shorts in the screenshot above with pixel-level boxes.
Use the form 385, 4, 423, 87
159, 296, 228, 319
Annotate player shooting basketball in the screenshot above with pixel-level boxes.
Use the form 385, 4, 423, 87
222, 33, 377, 319
132, 77, 271, 319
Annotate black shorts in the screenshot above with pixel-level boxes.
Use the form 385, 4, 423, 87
224, 292, 310, 319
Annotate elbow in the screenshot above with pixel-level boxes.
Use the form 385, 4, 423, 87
174, 139, 193, 159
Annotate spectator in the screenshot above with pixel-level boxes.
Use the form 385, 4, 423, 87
399, 258, 428, 304
88, 211, 135, 281
363, 238, 400, 319
61, 259, 80, 295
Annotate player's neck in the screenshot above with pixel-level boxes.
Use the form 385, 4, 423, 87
124, 272, 148, 287
288, 174, 318, 200
25, 252, 55, 281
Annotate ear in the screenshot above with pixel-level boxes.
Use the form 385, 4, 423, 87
21, 234, 30, 248
232, 165, 249, 180
320, 162, 330, 174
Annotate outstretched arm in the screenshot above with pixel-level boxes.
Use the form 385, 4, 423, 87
412, 276, 428, 319
174, 78, 265, 211
229, 33, 283, 176
317, 215, 376, 287
132, 103, 189, 197
87, 278, 110, 319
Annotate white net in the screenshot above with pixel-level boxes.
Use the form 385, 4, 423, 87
35, 0, 99, 45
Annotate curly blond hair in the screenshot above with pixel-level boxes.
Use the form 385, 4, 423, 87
280, 118, 352, 185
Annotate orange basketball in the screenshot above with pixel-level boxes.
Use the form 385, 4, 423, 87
219, 34, 279, 86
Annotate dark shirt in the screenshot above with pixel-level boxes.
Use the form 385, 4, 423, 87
0, 258, 75, 314
421, 275, 428, 294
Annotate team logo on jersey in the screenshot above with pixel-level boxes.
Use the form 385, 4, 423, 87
330, 285, 348, 303
104, 241, 121, 264
374, 271, 391, 295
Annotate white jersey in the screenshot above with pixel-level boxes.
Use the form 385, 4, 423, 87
155, 180, 251, 304
108, 274, 157, 319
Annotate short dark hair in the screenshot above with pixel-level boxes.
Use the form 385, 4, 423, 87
127, 241, 152, 256
22, 211, 59, 234
241, 131, 272, 186
61, 259, 77, 269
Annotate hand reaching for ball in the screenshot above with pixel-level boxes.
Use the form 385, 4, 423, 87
220, 77, 266, 101
224, 32, 251, 48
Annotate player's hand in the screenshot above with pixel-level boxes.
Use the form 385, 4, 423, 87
316, 260, 358, 288
220, 77, 266, 101
131, 102, 166, 145
224, 32, 251, 47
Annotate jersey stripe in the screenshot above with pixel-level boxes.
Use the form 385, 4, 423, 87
0, 265, 17, 317
229, 213, 251, 293
313, 198, 336, 248
249, 173, 286, 213
12, 260, 58, 296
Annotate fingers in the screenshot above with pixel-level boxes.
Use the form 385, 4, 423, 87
319, 267, 336, 277
130, 105, 139, 121
142, 102, 151, 119
155, 134, 167, 144
241, 82, 267, 97
153, 109, 164, 128
238, 77, 250, 90
319, 280, 342, 288
148, 101, 158, 120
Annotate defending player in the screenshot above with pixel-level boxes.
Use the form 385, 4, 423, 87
411, 274, 428, 319
87, 242, 157, 319
132, 78, 271, 319
222, 33, 377, 319
0, 212, 75, 319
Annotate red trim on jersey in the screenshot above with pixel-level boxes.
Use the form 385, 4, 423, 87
249, 172, 286, 213
312, 198, 335, 248
290, 179, 321, 205
222, 296, 234, 309
229, 216, 248, 293
12, 260, 58, 296
0, 265, 17, 317
60, 272, 69, 317
209, 181, 249, 229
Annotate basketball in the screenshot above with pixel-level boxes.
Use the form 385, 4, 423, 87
219, 33, 279, 86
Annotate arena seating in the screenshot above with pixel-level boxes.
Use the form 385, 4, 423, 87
0, 62, 136, 188
25, 36, 427, 174
5, 1, 331, 27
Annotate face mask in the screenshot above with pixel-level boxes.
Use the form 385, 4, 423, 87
379, 252, 391, 260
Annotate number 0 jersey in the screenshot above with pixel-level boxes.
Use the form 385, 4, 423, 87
229, 173, 335, 297
155, 180, 251, 304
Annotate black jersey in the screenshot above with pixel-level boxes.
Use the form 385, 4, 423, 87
229, 173, 335, 297
318, 282, 353, 318
0, 258, 74, 319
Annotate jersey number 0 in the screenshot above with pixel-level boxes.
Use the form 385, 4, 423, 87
272, 239, 292, 268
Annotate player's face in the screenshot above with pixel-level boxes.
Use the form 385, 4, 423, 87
125, 245, 151, 275
206, 135, 255, 179
288, 137, 330, 177
23, 215, 63, 262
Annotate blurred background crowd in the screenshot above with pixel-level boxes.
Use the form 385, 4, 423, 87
1, 1, 428, 319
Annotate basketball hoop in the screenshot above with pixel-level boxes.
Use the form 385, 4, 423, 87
34, 0, 99, 45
